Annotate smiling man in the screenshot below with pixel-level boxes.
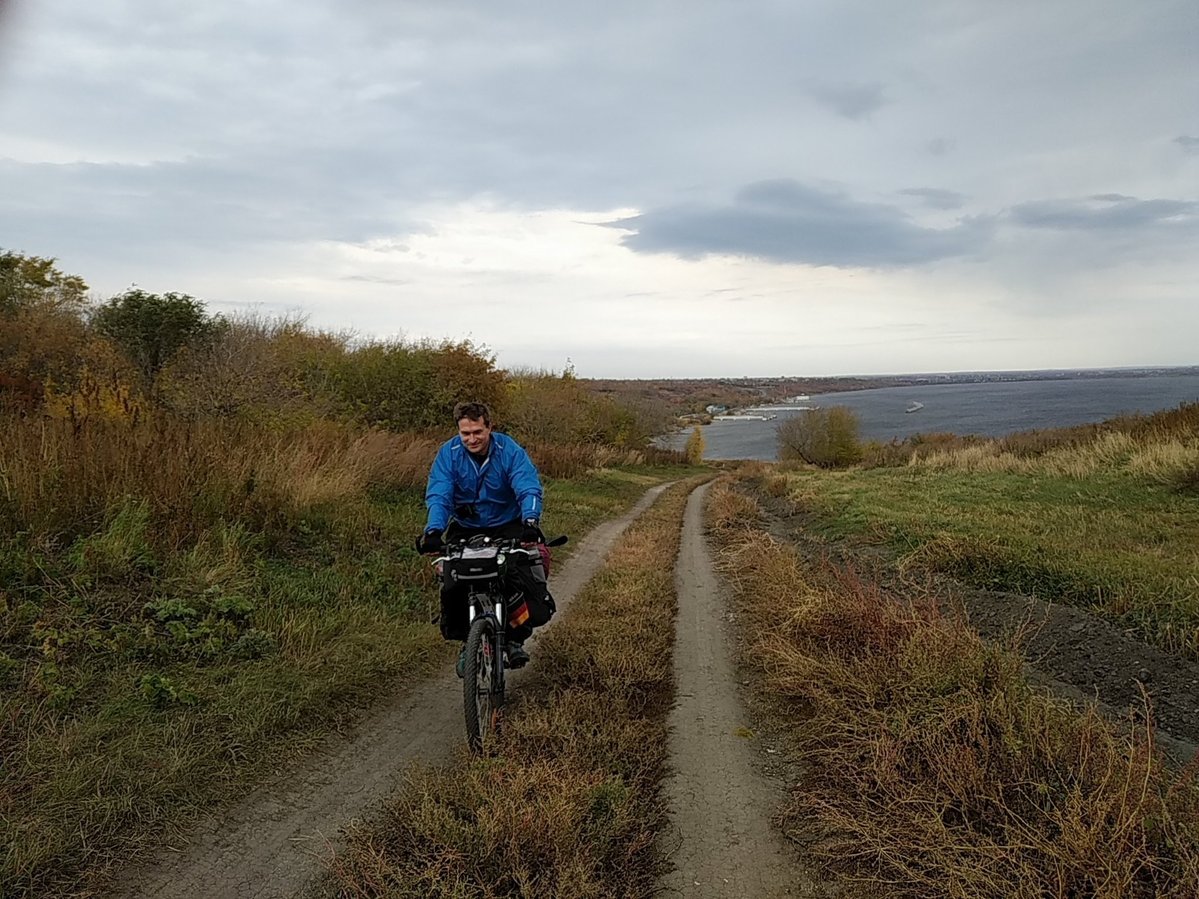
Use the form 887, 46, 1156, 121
418, 401, 549, 671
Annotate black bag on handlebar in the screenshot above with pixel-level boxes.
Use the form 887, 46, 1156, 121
442, 544, 502, 583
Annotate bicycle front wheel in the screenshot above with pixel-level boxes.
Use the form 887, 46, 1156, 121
463, 616, 501, 752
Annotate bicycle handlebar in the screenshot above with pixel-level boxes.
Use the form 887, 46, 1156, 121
418, 532, 568, 560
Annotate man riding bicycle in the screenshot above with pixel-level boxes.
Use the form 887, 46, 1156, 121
416, 401, 553, 673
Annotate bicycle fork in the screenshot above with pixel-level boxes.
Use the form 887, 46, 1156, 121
468, 592, 507, 693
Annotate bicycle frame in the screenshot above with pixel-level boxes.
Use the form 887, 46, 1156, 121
435, 536, 541, 750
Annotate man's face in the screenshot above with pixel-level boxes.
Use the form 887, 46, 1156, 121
457, 416, 492, 455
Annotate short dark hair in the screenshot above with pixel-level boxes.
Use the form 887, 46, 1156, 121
453, 401, 492, 426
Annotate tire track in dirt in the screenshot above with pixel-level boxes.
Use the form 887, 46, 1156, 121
660, 483, 823, 898
113, 483, 672, 899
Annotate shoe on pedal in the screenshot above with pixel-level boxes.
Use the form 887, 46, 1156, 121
506, 641, 530, 669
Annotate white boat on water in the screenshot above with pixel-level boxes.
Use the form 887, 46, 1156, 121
905, 401, 924, 413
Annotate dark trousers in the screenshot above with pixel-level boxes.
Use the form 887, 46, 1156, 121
439, 520, 553, 643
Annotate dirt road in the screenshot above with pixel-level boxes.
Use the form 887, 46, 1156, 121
660, 484, 822, 898
115, 484, 671, 899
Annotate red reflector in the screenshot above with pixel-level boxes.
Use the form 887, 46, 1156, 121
511, 601, 530, 627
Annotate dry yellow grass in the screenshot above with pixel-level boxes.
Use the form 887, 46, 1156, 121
706, 477, 1199, 898
908, 427, 1199, 485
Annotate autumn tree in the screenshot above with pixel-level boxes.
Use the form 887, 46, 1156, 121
1, 250, 89, 316
0, 250, 90, 387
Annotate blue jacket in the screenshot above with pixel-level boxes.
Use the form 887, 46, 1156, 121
424, 431, 543, 532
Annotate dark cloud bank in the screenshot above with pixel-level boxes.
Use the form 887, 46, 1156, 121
608, 180, 1198, 270
608, 179, 990, 268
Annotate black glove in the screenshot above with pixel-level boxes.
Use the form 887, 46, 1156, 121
520, 518, 543, 544
416, 530, 444, 555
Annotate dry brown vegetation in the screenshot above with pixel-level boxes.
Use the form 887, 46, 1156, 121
706, 480, 1199, 898
324, 479, 702, 898
0, 415, 433, 545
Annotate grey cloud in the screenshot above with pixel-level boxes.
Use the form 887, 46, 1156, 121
1176, 136, 1199, 155
807, 81, 889, 120
1010, 195, 1198, 230
899, 188, 966, 210
926, 138, 954, 156
0, 148, 427, 263
608, 179, 990, 268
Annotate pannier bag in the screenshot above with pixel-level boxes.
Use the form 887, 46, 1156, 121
437, 544, 553, 639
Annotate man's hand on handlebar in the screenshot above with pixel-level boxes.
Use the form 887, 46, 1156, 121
415, 530, 444, 555
521, 518, 544, 544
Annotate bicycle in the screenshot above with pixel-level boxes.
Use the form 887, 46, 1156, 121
432, 532, 567, 752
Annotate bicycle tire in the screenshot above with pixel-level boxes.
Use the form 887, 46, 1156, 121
463, 615, 501, 752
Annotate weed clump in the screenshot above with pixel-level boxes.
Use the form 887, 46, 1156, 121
1175, 459, 1199, 496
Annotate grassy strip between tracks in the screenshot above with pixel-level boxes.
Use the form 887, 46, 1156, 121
2, 465, 691, 898
706, 478, 1199, 899
324, 478, 703, 898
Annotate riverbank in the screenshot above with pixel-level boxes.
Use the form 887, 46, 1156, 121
660, 371, 1199, 461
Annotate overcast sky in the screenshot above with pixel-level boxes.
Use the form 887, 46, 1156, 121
1, 0, 1196, 377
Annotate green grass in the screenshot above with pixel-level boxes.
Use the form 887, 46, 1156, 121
0, 464, 698, 898
765, 465, 1199, 654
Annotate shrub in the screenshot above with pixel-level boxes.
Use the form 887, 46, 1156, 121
158, 315, 345, 421
91, 289, 225, 383
684, 426, 705, 464
505, 368, 666, 448
776, 406, 862, 468
324, 338, 506, 432
41, 340, 145, 428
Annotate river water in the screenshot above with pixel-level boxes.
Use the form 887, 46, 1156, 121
662, 372, 1199, 462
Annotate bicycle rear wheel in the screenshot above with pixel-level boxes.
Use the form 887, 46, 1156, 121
463, 616, 502, 752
